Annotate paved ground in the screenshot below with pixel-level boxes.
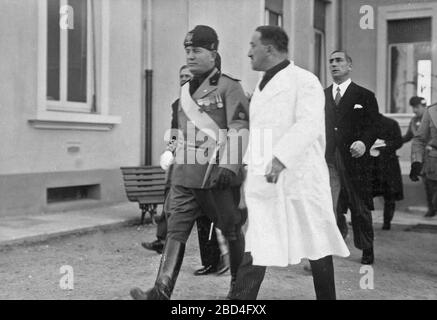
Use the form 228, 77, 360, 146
0, 206, 436, 300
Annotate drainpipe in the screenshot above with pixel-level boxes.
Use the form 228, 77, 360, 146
144, 0, 153, 165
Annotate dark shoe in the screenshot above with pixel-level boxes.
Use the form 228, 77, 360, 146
361, 247, 374, 265
130, 238, 185, 300
216, 254, 230, 275
141, 239, 164, 254
424, 210, 436, 218
226, 273, 237, 300
382, 222, 391, 230
303, 263, 312, 273
130, 284, 168, 300
193, 265, 217, 276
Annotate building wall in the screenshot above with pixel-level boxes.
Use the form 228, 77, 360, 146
0, 0, 144, 216
150, 0, 264, 165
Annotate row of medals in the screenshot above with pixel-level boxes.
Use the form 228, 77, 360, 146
197, 93, 223, 112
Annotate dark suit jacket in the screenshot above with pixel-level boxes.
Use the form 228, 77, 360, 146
325, 82, 379, 209
370, 115, 404, 200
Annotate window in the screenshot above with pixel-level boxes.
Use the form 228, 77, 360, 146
32, 0, 120, 131
46, 0, 95, 113
265, 0, 283, 27
314, 0, 327, 85
387, 18, 432, 113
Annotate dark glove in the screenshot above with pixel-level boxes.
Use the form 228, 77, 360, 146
211, 167, 236, 190
409, 162, 423, 182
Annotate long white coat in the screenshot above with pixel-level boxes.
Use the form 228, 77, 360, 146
243, 62, 350, 267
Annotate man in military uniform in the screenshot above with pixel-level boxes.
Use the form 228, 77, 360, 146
142, 64, 227, 276
410, 103, 437, 218
403, 96, 427, 143
130, 25, 249, 300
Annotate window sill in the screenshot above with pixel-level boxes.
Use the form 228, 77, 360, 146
28, 112, 121, 131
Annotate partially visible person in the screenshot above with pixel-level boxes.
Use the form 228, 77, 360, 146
403, 96, 427, 143
370, 114, 404, 230
141, 65, 193, 254
410, 104, 437, 218
324, 50, 379, 265
229, 26, 349, 301
141, 65, 227, 275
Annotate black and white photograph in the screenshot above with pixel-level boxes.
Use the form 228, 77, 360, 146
0, 0, 436, 305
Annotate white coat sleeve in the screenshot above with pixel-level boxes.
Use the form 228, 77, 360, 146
272, 75, 325, 170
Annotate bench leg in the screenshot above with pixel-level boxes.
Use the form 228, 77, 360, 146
140, 204, 147, 225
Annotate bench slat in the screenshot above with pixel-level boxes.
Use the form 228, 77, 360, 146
126, 185, 166, 192
121, 167, 164, 174
124, 180, 166, 187
122, 174, 166, 181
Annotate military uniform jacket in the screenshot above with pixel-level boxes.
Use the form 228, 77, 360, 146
412, 105, 437, 180
324, 82, 379, 209
171, 68, 249, 188
402, 115, 422, 143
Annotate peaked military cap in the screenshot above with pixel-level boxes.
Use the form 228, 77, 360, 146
184, 25, 219, 51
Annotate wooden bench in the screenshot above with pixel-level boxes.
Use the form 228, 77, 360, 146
120, 166, 167, 224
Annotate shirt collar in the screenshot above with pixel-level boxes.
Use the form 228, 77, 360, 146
259, 59, 290, 91
332, 78, 352, 98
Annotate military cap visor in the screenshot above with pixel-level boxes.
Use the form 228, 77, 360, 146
184, 25, 219, 51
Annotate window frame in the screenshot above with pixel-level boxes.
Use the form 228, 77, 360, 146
376, 3, 437, 116
34, 0, 120, 131
264, 9, 283, 27
387, 41, 432, 114
46, 0, 94, 113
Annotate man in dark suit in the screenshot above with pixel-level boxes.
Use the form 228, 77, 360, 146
325, 50, 379, 265
370, 114, 404, 230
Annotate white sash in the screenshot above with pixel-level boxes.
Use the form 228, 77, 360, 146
180, 83, 225, 144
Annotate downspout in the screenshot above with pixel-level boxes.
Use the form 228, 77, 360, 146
144, 0, 153, 165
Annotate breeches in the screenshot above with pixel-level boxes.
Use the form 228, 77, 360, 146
166, 184, 245, 243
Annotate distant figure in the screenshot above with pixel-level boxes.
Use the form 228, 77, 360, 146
402, 96, 426, 144
370, 114, 404, 230
410, 104, 437, 218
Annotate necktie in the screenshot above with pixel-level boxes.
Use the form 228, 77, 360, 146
335, 87, 342, 106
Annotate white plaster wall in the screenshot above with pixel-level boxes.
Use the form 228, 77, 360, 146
0, 0, 144, 175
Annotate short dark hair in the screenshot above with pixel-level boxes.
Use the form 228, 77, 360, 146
331, 50, 352, 64
409, 96, 426, 106
255, 26, 289, 53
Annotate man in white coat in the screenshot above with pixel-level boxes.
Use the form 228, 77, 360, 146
228, 26, 350, 300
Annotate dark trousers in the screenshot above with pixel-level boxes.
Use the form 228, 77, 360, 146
382, 197, 395, 224
157, 188, 221, 267
166, 185, 244, 243
424, 178, 437, 214
332, 151, 374, 250
230, 253, 336, 300
196, 215, 220, 268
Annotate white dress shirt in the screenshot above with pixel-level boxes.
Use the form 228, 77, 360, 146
332, 78, 352, 100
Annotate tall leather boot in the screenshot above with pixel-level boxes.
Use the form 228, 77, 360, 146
226, 231, 245, 298
309, 255, 336, 300
227, 252, 266, 300
382, 199, 395, 230
130, 238, 185, 300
